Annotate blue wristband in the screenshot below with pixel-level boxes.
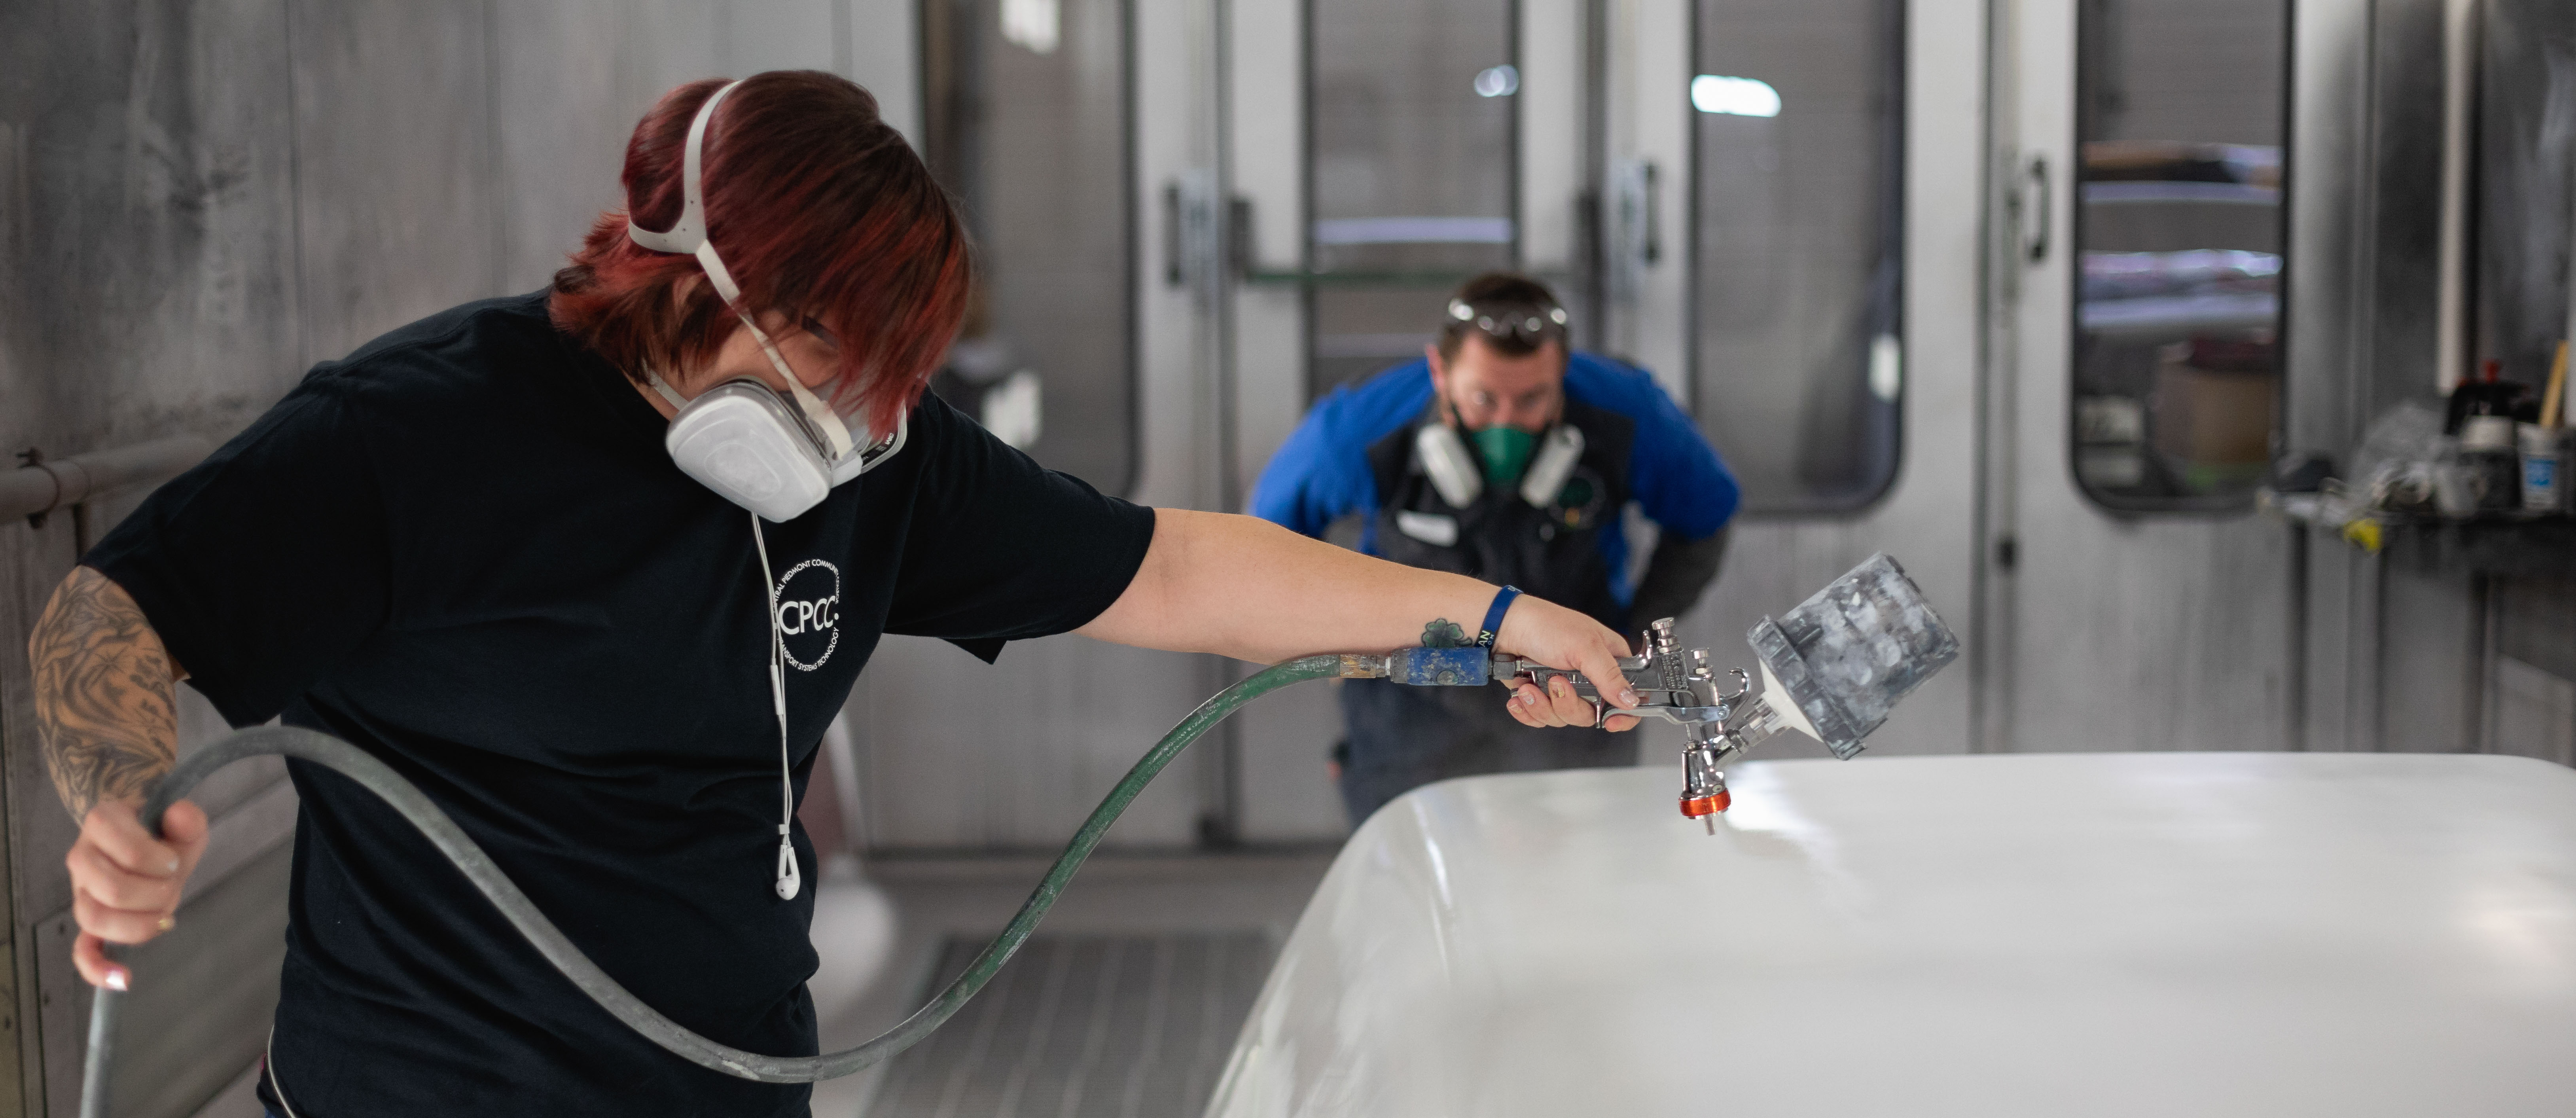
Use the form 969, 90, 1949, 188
1475, 586, 1521, 648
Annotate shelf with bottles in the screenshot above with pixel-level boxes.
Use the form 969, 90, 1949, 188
2263, 356, 2576, 572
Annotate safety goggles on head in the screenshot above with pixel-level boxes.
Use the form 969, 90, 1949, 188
629, 78, 907, 523
1446, 296, 1571, 350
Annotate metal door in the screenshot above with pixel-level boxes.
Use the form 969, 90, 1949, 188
1979, 0, 2299, 755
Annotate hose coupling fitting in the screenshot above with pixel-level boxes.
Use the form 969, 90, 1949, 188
1379, 645, 1492, 686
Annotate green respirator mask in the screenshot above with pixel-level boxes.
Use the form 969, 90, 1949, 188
1470, 426, 1539, 486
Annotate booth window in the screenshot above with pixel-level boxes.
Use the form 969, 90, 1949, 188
1305, 0, 1517, 400
1690, 0, 1905, 514
2072, 0, 2288, 512
922, 0, 1137, 494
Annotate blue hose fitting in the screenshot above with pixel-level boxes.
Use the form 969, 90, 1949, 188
1383, 646, 1492, 686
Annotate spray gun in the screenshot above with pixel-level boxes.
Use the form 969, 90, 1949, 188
1361, 553, 1959, 833
1492, 617, 1747, 828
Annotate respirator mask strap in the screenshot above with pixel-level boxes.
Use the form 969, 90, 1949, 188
643, 369, 689, 409
627, 78, 857, 462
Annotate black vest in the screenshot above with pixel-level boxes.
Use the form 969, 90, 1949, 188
1366, 399, 1637, 631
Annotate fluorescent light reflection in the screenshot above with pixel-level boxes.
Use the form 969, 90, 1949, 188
1311, 216, 1514, 246
1474, 64, 1519, 98
1869, 334, 1902, 402
1000, 0, 1060, 54
1692, 74, 1780, 117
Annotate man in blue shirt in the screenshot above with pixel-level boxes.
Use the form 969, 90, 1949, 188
1252, 273, 1740, 822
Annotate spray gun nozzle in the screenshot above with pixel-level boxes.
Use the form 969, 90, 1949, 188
1678, 737, 1731, 835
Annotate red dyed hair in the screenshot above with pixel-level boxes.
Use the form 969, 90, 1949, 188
551, 72, 971, 435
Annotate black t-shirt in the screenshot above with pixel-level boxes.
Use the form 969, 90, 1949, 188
84, 291, 1155, 1117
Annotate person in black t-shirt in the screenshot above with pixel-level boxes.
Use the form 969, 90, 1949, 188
28, 72, 1640, 1118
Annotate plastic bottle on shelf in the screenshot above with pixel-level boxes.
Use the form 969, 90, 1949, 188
2519, 423, 2563, 515
2525, 341, 2571, 516
2455, 360, 2522, 515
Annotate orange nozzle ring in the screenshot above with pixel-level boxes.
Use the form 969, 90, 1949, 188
1680, 790, 1731, 817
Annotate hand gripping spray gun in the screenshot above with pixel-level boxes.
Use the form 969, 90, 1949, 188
1424, 552, 1959, 832
79, 555, 1953, 1114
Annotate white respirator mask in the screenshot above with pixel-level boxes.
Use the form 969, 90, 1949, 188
628, 78, 907, 525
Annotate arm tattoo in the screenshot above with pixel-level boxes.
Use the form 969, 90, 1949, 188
29, 567, 180, 821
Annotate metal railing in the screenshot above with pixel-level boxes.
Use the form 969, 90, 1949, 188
4, 435, 213, 525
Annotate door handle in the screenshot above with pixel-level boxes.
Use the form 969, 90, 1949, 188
2023, 155, 2052, 264
1163, 182, 1185, 287
1641, 160, 1662, 266
1229, 195, 1255, 279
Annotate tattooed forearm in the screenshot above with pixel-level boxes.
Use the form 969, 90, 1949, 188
29, 567, 182, 821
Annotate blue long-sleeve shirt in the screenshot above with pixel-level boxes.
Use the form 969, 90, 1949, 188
1250, 352, 1739, 606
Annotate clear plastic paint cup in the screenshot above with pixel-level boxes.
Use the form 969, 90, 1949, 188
2520, 423, 2564, 515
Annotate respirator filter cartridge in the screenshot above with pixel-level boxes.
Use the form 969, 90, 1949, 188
665, 381, 836, 522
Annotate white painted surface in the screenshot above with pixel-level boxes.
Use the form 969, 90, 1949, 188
1210, 754, 2576, 1118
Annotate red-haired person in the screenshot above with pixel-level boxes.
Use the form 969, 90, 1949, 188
28, 72, 1636, 1117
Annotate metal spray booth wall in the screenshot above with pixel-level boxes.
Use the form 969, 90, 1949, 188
0, 4, 923, 1116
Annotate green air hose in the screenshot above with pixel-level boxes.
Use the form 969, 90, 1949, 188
82, 652, 1407, 1116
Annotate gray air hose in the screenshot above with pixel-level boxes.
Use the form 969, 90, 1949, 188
83, 652, 1424, 1117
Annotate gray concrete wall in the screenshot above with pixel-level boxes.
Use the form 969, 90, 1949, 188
0, 4, 916, 1115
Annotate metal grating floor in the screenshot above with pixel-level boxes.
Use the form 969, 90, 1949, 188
865, 932, 1276, 1118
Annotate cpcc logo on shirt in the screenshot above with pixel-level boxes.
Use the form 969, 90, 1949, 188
772, 558, 841, 671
